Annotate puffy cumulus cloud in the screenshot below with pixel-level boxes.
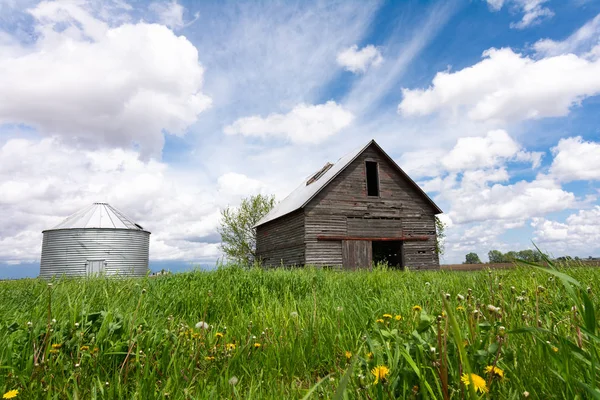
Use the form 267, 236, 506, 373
440, 174, 575, 225
441, 130, 542, 172
217, 172, 268, 199
534, 14, 600, 57
224, 101, 354, 144
336, 44, 383, 74
412, 133, 575, 226
399, 130, 540, 180
0, 1, 211, 158
486, 0, 554, 29
549, 137, 600, 182
0, 137, 270, 264
398, 48, 600, 123
532, 206, 600, 254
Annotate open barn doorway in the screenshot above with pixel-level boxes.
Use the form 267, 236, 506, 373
372, 241, 404, 269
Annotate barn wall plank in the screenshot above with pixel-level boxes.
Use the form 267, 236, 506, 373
256, 210, 305, 267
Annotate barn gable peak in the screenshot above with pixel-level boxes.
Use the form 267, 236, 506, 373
255, 139, 442, 227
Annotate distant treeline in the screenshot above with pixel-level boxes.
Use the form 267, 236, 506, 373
464, 250, 598, 264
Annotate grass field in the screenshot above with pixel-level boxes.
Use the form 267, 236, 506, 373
1, 262, 599, 399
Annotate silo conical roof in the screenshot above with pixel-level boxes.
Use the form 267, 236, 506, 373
51, 203, 145, 230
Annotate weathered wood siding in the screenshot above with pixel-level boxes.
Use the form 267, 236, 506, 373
342, 240, 372, 269
304, 144, 439, 270
256, 210, 305, 267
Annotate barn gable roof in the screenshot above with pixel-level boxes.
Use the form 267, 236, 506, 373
255, 139, 442, 227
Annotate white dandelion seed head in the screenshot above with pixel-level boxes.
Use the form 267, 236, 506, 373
290, 311, 299, 318
52, 318, 57, 324
457, 294, 464, 301
229, 376, 239, 386
75, 323, 80, 328
195, 321, 209, 330
75, 363, 80, 368
27, 321, 32, 327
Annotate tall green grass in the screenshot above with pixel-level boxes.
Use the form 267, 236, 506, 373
0, 263, 599, 399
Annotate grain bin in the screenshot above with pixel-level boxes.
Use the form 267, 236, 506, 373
40, 203, 150, 278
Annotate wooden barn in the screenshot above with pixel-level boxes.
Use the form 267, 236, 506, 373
255, 139, 443, 270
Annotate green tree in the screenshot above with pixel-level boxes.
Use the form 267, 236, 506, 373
434, 215, 446, 256
504, 251, 518, 262
464, 252, 482, 264
488, 250, 504, 263
218, 194, 276, 266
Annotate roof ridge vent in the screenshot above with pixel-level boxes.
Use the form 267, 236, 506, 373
306, 162, 333, 185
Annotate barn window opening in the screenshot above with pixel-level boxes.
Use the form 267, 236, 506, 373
366, 161, 379, 196
372, 241, 403, 269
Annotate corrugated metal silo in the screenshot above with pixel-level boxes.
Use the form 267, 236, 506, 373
40, 203, 150, 278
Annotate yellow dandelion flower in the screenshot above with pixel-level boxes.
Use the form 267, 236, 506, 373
456, 306, 465, 311
484, 365, 504, 379
394, 315, 402, 321
205, 356, 215, 361
413, 305, 422, 312
225, 343, 236, 351
80, 345, 89, 351
2, 389, 18, 399
366, 352, 373, 359
552, 346, 559, 353
51, 343, 62, 349
371, 365, 390, 384
376, 318, 384, 323
382, 314, 393, 319
49, 349, 59, 354
254, 343, 261, 348
215, 332, 224, 338
441, 311, 447, 317
345, 351, 352, 360
461, 373, 488, 393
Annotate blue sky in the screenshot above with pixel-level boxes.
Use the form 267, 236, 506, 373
1, 0, 600, 278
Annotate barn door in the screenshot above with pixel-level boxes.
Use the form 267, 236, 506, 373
342, 240, 372, 269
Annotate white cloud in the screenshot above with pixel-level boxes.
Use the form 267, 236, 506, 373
486, 0, 554, 29
399, 130, 541, 181
217, 172, 267, 198
510, 0, 554, 29
397, 148, 447, 178
443, 174, 576, 225
534, 14, 600, 57
224, 101, 354, 144
0, 1, 211, 158
0, 137, 276, 264
441, 129, 542, 171
549, 136, 600, 182
485, 0, 505, 11
532, 206, 600, 255
336, 44, 383, 74
150, 0, 198, 30
398, 48, 600, 123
